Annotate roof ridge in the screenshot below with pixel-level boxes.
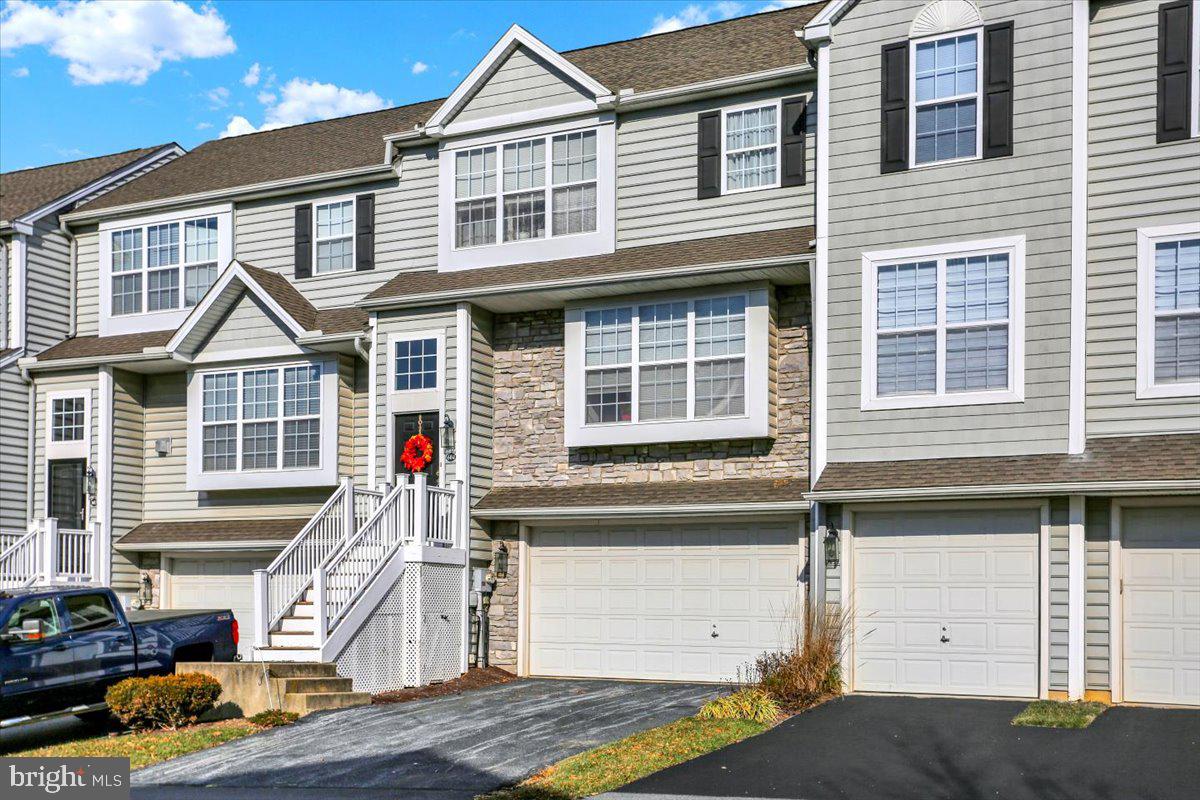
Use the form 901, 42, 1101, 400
191, 98, 445, 146
1, 143, 177, 178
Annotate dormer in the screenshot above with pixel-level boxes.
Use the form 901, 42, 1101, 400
426, 26, 617, 271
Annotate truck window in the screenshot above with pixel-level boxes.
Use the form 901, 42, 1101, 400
64, 593, 120, 633
4, 597, 62, 639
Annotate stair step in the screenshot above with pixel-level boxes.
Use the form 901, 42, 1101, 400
266, 662, 338, 678
278, 676, 354, 694
253, 646, 323, 663
268, 631, 315, 647
278, 616, 316, 633
283, 691, 372, 715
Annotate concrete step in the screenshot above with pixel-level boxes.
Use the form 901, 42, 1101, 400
282, 691, 372, 715
265, 662, 337, 678
277, 676, 354, 694
278, 616, 316, 633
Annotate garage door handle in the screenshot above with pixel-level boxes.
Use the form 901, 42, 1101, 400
940, 635, 950, 643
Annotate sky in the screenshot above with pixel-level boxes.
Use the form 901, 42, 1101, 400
0, 0, 813, 173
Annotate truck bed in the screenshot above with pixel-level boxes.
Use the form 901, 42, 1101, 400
126, 608, 229, 624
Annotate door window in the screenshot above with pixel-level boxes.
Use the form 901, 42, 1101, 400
64, 593, 120, 633
4, 597, 63, 640
48, 459, 87, 530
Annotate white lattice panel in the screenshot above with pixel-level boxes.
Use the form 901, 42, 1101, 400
335, 576, 410, 695
401, 567, 422, 687
419, 564, 465, 684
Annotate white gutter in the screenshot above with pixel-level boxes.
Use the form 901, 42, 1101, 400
360, 253, 814, 310
115, 539, 290, 552
472, 500, 811, 520
60, 163, 393, 225
806, 480, 1200, 503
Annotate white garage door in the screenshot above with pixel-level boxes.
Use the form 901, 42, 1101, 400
1122, 505, 1200, 706
529, 522, 801, 682
853, 508, 1040, 698
170, 556, 273, 659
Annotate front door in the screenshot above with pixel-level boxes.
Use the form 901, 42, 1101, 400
47, 459, 87, 530
393, 413, 440, 486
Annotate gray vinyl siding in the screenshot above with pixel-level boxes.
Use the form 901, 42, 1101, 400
826, 0, 1075, 461
468, 305, 494, 564
1048, 497, 1069, 692
1086, 0, 1200, 437
616, 86, 816, 249
31, 370, 99, 521
74, 226, 100, 337
1085, 496, 1112, 691
193, 292, 296, 357
24, 215, 73, 354
110, 369, 145, 593
234, 162, 437, 309
0, 363, 29, 532
454, 45, 590, 125
141, 372, 331, 522
353, 354, 370, 487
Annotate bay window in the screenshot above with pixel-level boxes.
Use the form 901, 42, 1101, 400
566, 287, 768, 447
1136, 225, 1200, 398
862, 237, 1025, 410
188, 359, 336, 490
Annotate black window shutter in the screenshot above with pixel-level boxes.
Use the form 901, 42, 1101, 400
294, 204, 312, 279
697, 110, 722, 198
880, 41, 909, 173
781, 96, 808, 186
1158, 0, 1193, 143
355, 193, 375, 272
982, 22, 1015, 159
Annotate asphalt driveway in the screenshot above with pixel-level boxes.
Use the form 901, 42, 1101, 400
131, 678, 721, 800
601, 694, 1200, 800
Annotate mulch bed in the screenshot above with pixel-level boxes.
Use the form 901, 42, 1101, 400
372, 666, 517, 704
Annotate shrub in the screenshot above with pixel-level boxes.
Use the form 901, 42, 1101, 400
105, 673, 223, 731
249, 709, 299, 728
698, 688, 780, 723
752, 602, 847, 710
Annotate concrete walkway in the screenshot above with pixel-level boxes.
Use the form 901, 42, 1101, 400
132, 678, 721, 800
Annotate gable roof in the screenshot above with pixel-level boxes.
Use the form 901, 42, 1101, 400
74, 4, 825, 215
0, 144, 178, 225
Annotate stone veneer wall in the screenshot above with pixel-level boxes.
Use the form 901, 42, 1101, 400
491, 285, 810, 485
486, 523, 520, 671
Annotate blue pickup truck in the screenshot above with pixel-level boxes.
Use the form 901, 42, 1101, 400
0, 585, 238, 728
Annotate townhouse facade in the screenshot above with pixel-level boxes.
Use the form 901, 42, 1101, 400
1, 0, 1196, 704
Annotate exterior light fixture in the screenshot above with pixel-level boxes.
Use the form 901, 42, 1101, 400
824, 528, 840, 570
493, 541, 509, 579
442, 414, 456, 463
85, 466, 98, 498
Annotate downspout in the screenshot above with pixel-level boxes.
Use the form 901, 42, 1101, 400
25, 367, 36, 523
1, 238, 9, 349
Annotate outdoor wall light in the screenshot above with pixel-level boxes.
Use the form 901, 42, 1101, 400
442, 414, 456, 463
824, 528, 840, 570
85, 466, 98, 498
493, 541, 509, 579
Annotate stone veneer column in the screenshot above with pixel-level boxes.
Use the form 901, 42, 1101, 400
487, 523, 520, 672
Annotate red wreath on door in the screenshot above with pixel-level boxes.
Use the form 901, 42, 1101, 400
401, 433, 434, 472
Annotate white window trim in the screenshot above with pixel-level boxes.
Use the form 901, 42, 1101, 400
99, 203, 233, 337
860, 235, 1026, 411
437, 115, 616, 272
1135, 222, 1200, 399
720, 98, 783, 195
386, 330, 445, 415
186, 357, 338, 491
44, 389, 91, 462
908, 27, 984, 170
311, 195, 357, 277
564, 283, 770, 448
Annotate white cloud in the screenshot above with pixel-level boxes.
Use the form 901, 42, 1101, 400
220, 77, 391, 138
11, 66, 30, 77
205, 85, 229, 108
411, 61, 428, 76
644, 2, 743, 35
757, 0, 810, 11
195, 121, 213, 130
241, 61, 260, 86
0, 0, 236, 86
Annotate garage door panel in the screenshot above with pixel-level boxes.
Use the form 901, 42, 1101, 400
171, 555, 272, 659
529, 523, 801, 682
853, 509, 1040, 698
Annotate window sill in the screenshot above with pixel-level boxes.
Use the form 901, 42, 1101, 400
861, 387, 1024, 412
186, 464, 338, 492
564, 415, 769, 448
1135, 380, 1200, 401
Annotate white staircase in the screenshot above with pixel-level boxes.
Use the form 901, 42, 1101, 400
252, 473, 467, 681
0, 519, 104, 589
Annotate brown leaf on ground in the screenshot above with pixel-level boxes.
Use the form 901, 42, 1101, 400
372, 667, 516, 704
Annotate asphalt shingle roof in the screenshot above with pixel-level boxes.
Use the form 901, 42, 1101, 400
475, 477, 809, 512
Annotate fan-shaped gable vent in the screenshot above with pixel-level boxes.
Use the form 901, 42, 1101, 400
909, 0, 984, 38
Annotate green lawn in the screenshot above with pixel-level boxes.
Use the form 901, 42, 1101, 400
8, 720, 261, 770
1012, 700, 1108, 729
478, 716, 769, 800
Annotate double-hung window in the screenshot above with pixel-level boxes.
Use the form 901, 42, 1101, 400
109, 216, 221, 316
452, 130, 598, 249
863, 237, 1024, 409
1137, 226, 1200, 398
723, 103, 780, 192
911, 30, 980, 166
314, 199, 355, 274
191, 361, 334, 489
568, 289, 769, 450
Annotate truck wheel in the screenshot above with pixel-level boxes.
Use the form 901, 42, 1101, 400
75, 710, 113, 726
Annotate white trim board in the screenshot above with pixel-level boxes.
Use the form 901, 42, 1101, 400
43, 388, 92, 462
1068, 0, 1088, 454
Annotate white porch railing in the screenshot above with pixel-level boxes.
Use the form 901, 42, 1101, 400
259, 478, 382, 632
0, 519, 100, 589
